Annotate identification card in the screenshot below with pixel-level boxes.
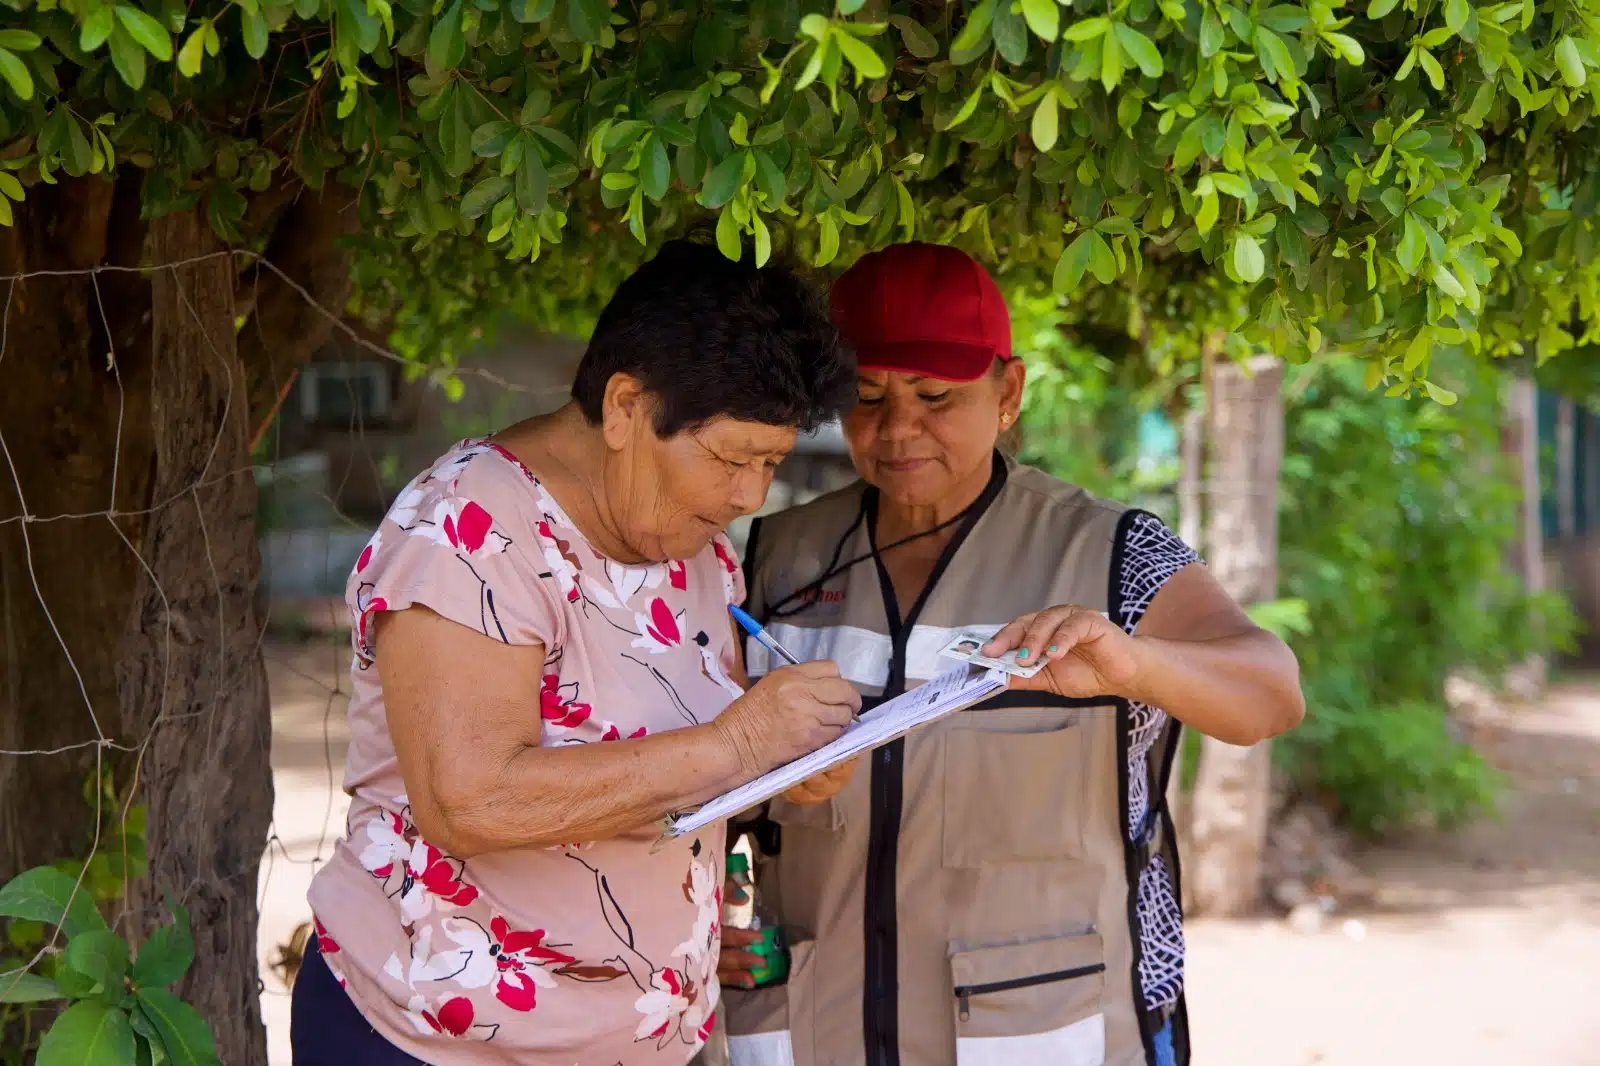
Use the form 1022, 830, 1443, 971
937, 631, 1046, 678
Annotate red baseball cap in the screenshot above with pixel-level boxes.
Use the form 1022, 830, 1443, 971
830, 242, 1013, 383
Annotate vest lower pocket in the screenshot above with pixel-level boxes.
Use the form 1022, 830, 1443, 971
941, 713, 1088, 867
950, 933, 1106, 1066
725, 937, 815, 1066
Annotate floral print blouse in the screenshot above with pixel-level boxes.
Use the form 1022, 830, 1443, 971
307, 439, 746, 1066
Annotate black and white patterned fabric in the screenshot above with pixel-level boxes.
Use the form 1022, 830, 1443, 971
1112, 511, 1200, 1012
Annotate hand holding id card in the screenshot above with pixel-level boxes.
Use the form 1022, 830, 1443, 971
938, 631, 1046, 678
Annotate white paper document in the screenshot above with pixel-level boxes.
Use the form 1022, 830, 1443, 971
665, 663, 1009, 837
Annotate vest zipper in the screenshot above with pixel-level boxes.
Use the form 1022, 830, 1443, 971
955, 962, 1109, 1021
861, 454, 1009, 1066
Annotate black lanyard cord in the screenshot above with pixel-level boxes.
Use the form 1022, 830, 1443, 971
762, 496, 979, 622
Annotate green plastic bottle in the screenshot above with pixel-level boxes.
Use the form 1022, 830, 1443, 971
725, 852, 789, 986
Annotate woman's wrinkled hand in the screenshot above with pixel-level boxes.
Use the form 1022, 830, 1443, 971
713, 662, 862, 777
983, 605, 1144, 700
780, 758, 857, 805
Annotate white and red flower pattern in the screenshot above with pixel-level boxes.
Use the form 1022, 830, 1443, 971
330, 439, 745, 1061
541, 673, 593, 731
633, 598, 685, 654
399, 843, 480, 925
402, 994, 499, 1042
634, 967, 694, 1045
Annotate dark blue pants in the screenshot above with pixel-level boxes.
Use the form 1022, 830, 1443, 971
290, 936, 426, 1066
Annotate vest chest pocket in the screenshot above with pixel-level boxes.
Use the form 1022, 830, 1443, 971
950, 933, 1106, 1066
940, 712, 1089, 868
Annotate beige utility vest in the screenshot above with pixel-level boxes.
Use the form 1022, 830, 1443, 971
721, 454, 1190, 1066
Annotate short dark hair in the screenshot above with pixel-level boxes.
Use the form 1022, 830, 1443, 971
571, 234, 856, 436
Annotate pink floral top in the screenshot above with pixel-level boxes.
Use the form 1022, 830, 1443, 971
307, 439, 746, 1066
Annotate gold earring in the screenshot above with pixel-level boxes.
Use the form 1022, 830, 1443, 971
1001, 413, 1012, 426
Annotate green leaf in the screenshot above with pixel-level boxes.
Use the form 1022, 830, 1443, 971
1397, 213, 1425, 275
566, 0, 609, 44
515, 150, 548, 214
64, 930, 130, 998
1113, 23, 1164, 78
1063, 16, 1111, 41
1322, 32, 1364, 64
1031, 89, 1059, 151
114, 6, 172, 60
0, 48, 32, 100
1418, 48, 1445, 90
176, 26, 205, 75
1053, 229, 1095, 292
835, 33, 886, 80
472, 120, 516, 157
838, 0, 866, 13
134, 989, 220, 1066
1431, 262, 1466, 300
753, 149, 786, 203
699, 151, 746, 208
815, 211, 841, 267
0, 867, 108, 939
952, 0, 996, 54
428, 0, 465, 71
753, 214, 772, 266
1199, 8, 1224, 55
1021, 0, 1060, 41
37, 1002, 136, 1066
1424, 381, 1459, 405
1195, 189, 1219, 234
108, 25, 147, 88
1444, 0, 1469, 32
715, 206, 742, 260
81, 9, 116, 51
990, 0, 1029, 63
461, 176, 511, 219
131, 905, 192, 990
1100, 28, 1125, 90
890, 15, 938, 58
0, 968, 63, 1003
241, 7, 268, 59
1232, 234, 1265, 281
1556, 36, 1585, 88
943, 81, 986, 130
1367, 0, 1400, 16
641, 135, 670, 201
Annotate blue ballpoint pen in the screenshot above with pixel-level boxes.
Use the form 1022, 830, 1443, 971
729, 604, 801, 666
728, 605, 860, 724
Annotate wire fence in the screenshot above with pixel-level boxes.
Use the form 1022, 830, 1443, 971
0, 249, 573, 1061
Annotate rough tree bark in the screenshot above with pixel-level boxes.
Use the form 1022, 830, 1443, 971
0, 171, 354, 1065
1187, 354, 1284, 918
0, 175, 152, 887
113, 205, 276, 1064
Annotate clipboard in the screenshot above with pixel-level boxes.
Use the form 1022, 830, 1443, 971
659, 662, 1010, 841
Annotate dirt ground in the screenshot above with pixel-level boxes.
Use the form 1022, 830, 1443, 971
258, 638, 1600, 1066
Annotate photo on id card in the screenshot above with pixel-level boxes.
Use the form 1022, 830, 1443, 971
937, 632, 1045, 678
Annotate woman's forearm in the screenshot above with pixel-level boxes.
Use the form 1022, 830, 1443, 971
1124, 629, 1305, 745
423, 721, 747, 857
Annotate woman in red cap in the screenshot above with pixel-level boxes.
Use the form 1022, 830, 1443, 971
720, 243, 1304, 1066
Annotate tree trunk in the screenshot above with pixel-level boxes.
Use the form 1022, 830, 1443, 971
1187, 355, 1284, 918
115, 207, 274, 1065
0, 175, 152, 889
0, 174, 354, 1065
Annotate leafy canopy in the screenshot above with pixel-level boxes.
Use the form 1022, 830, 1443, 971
4, 0, 1600, 389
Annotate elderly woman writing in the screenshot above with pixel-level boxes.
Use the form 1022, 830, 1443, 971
293, 238, 860, 1066
723, 243, 1305, 1066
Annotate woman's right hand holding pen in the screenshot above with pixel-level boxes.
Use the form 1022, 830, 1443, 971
712, 661, 862, 779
